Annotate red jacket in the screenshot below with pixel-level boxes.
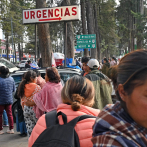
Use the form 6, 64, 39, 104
28, 104, 100, 147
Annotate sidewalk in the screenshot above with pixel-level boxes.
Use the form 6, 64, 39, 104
0, 124, 28, 147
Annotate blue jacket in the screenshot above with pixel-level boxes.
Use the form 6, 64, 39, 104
0, 76, 15, 105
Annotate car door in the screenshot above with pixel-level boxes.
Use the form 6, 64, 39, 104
11, 74, 23, 122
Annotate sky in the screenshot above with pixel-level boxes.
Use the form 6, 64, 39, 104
116, 0, 120, 5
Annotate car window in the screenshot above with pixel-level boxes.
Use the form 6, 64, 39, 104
21, 61, 26, 63
59, 73, 79, 83
41, 73, 45, 79
12, 75, 22, 88
0, 59, 16, 68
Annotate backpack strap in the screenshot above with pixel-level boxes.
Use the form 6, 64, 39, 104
57, 111, 67, 124
45, 110, 59, 128
45, 111, 68, 128
68, 115, 96, 127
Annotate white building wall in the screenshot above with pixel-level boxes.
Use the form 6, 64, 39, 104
0, 29, 4, 40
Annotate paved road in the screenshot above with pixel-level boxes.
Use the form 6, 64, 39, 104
0, 124, 28, 147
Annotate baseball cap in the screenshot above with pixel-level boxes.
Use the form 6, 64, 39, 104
87, 59, 99, 69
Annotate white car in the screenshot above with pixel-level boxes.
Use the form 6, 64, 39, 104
0, 58, 19, 73
18, 60, 27, 68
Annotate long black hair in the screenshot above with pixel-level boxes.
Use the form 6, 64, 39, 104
0, 66, 9, 78
17, 70, 37, 98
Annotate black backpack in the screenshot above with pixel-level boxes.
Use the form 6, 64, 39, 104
32, 110, 96, 147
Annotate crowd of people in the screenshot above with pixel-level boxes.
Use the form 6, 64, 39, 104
0, 50, 147, 147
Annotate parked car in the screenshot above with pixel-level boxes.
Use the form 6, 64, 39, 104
11, 68, 81, 121
18, 60, 27, 68
21, 57, 28, 61
0, 57, 19, 73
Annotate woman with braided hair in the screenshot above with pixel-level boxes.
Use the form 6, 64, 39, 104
29, 75, 100, 147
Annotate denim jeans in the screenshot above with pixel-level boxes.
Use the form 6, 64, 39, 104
3, 110, 8, 125
16, 113, 27, 134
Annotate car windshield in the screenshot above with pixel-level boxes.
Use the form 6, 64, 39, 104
0, 59, 16, 68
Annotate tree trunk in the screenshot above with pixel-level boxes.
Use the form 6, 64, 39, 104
131, 13, 134, 51
94, 3, 101, 60
62, 0, 75, 59
6, 34, 9, 60
81, 0, 89, 57
128, 14, 132, 53
37, 46, 40, 58
66, 22, 75, 58
125, 47, 127, 54
131, 31, 134, 51
129, 1, 134, 52
18, 43, 21, 61
14, 43, 16, 63
128, 40, 131, 53
36, 0, 52, 67
137, 0, 144, 49
38, 38, 42, 57
21, 37, 23, 59
137, 39, 142, 49
140, 0, 144, 15
85, 0, 97, 59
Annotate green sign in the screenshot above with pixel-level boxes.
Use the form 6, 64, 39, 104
76, 34, 96, 40
75, 46, 77, 49
77, 44, 96, 49
77, 39, 96, 45
134, 44, 137, 50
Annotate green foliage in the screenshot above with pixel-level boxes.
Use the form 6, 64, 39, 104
94, 0, 119, 56
117, 0, 147, 50
101, 39, 108, 53
1, 0, 147, 59
0, 0, 35, 53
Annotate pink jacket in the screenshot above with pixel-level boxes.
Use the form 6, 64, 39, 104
29, 104, 100, 147
33, 81, 63, 118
